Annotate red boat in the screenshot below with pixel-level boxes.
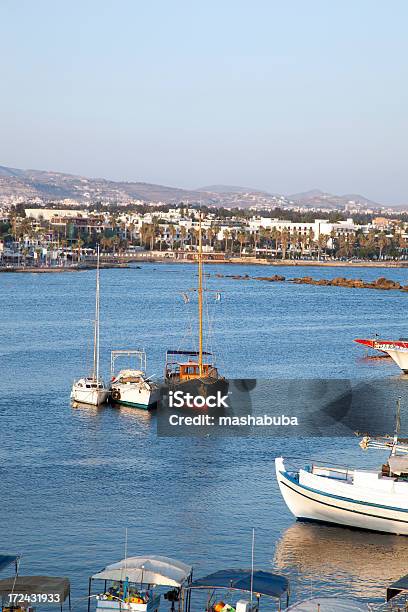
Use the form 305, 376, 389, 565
354, 338, 408, 373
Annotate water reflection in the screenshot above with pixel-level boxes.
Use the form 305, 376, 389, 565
116, 405, 154, 431
274, 522, 408, 601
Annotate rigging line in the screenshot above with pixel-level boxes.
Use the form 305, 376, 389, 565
176, 292, 195, 353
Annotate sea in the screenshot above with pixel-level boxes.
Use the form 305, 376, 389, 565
1, 262, 408, 610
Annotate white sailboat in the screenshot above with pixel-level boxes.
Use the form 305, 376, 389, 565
276, 401, 408, 536
71, 246, 109, 406
110, 350, 160, 410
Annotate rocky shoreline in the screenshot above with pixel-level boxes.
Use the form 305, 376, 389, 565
214, 273, 408, 292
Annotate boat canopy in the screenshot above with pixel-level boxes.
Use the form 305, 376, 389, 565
387, 572, 408, 601
92, 556, 192, 588
0, 576, 70, 603
188, 569, 289, 599
0, 555, 19, 572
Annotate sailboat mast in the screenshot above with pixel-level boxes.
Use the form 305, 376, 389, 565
198, 213, 203, 375
93, 245, 100, 381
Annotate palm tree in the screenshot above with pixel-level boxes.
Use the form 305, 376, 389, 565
169, 224, 177, 251
223, 229, 231, 254
281, 230, 289, 260
317, 233, 328, 261
377, 233, 389, 260
271, 228, 281, 258
308, 228, 315, 258
180, 226, 187, 250
237, 230, 246, 257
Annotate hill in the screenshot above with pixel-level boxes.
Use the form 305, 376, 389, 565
0, 165, 205, 203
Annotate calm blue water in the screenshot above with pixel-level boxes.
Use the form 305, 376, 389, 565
2, 263, 408, 610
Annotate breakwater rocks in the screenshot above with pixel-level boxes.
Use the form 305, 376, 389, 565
289, 276, 407, 290
213, 273, 408, 292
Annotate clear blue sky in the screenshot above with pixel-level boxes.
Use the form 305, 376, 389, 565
1, 0, 407, 203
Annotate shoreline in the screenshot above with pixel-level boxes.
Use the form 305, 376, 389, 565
0, 263, 132, 273
1, 257, 408, 273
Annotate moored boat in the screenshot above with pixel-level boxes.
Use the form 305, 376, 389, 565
88, 555, 192, 612
354, 337, 408, 373
110, 350, 160, 410
187, 568, 290, 611
164, 213, 228, 400
71, 246, 109, 406
276, 400, 408, 536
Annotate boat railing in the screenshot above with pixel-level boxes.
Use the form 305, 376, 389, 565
283, 456, 353, 481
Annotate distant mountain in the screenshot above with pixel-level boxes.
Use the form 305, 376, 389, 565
288, 189, 327, 201
0, 165, 205, 203
197, 184, 269, 195
288, 188, 381, 210
0, 164, 398, 210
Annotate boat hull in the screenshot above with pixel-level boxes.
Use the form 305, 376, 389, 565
354, 338, 408, 373
275, 458, 408, 536
110, 384, 160, 410
165, 376, 229, 399
71, 387, 109, 406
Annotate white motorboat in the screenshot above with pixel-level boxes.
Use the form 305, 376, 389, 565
276, 401, 408, 536
71, 246, 109, 406
110, 350, 160, 410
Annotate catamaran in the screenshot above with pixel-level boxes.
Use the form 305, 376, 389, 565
275, 401, 408, 536
354, 337, 408, 373
110, 350, 160, 410
164, 212, 228, 398
71, 246, 109, 406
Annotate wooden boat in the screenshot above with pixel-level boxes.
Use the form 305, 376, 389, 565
164, 213, 228, 400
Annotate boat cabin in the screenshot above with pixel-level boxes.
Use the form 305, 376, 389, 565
165, 351, 219, 383
76, 378, 105, 390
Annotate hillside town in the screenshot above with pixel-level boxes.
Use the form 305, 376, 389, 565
1, 200, 408, 267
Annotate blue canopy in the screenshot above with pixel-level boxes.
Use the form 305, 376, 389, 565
0, 555, 19, 573
166, 350, 212, 357
189, 569, 289, 599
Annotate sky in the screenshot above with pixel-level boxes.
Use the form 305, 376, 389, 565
0, 0, 407, 204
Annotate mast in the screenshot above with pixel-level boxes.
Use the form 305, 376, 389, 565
198, 212, 203, 375
392, 397, 402, 456
93, 245, 100, 381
